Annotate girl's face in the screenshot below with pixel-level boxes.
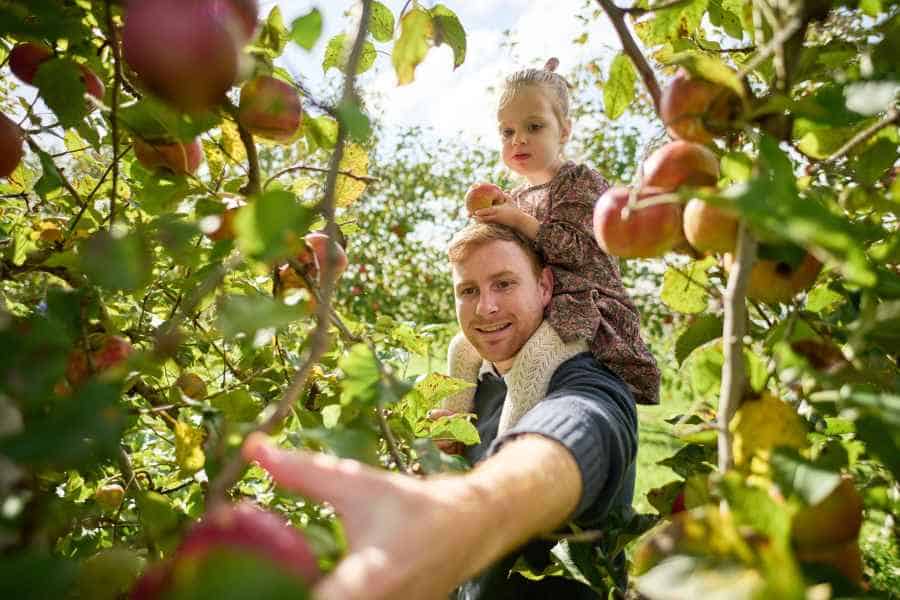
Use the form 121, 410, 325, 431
497, 85, 570, 186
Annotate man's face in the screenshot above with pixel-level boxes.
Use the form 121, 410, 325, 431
452, 240, 552, 373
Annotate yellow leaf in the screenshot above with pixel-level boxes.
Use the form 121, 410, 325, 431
220, 119, 246, 164
335, 143, 369, 208
392, 8, 432, 85
174, 421, 205, 474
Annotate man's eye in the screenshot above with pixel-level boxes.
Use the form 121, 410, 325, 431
460, 287, 476, 297
496, 280, 512, 290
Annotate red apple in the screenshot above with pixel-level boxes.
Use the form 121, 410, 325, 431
661, 69, 740, 144
0, 113, 24, 178
122, 0, 245, 112
78, 64, 105, 102
9, 42, 54, 85
724, 252, 822, 304
238, 76, 303, 143
95, 483, 126, 510
641, 140, 719, 191
300, 232, 348, 283
93, 335, 134, 371
225, 0, 259, 41
465, 182, 507, 215
133, 137, 204, 175
682, 198, 738, 254
131, 502, 320, 599
592, 186, 684, 258
65, 349, 91, 386
206, 206, 242, 241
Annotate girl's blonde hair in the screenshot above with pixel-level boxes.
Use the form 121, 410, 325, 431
498, 57, 571, 129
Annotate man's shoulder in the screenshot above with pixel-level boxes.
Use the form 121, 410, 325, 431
548, 353, 635, 404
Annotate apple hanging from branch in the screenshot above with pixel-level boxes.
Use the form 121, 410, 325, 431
641, 140, 720, 191
592, 186, 684, 258
0, 113, 24, 178
238, 76, 303, 143
661, 69, 740, 145
133, 137, 204, 175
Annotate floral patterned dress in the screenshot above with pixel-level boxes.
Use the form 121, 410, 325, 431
512, 161, 661, 405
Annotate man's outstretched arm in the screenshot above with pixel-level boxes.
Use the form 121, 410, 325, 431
242, 431, 582, 600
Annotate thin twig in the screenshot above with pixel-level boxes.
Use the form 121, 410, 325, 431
263, 163, 379, 190
617, 0, 695, 16
595, 0, 662, 115
816, 105, 899, 167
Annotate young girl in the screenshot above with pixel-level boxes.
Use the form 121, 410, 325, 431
445, 58, 660, 410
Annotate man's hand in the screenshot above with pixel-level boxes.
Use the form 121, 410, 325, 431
241, 432, 582, 600
473, 204, 540, 240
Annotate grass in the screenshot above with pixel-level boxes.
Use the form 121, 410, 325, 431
404, 350, 691, 515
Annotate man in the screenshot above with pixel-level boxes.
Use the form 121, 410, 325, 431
243, 223, 638, 599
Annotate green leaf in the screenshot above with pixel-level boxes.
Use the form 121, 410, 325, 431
852, 135, 898, 185
136, 171, 191, 215
217, 294, 310, 338
429, 414, 480, 446
119, 97, 220, 141
256, 5, 289, 58
290, 8, 323, 50
637, 556, 765, 600
33, 146, 65, 199
769, 448, 842, 505
322, 34, 376, 75
658, 443, 716, 479
234, 190, 315, 263
661, 258, 714, 314
33, 58, 89, 128
414, 373, 474, 405
0, 381, 125, 470
676, 315, 724, 365
80, 230, 153, 291
707, 0, 743, 39
720, 151, 753, 184
604, 53, 636, 120
369, 1, 395, 43
339, 344, 381, 406
683, 339, 767, 398
211, 389, 264, 423
0, 552, 79, 600
431, 5, 466, 69
719, 472, 791, 544
634, 0, 709, 46
336, 100, 372, 143
392, 8, 432, 85
804, 284, 844, 314
668, 51, 745, 97
303, 115, 339, 151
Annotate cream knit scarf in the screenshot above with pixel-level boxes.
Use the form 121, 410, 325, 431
446, 321, 589, 435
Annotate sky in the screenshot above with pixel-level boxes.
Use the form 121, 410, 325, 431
271, 0, 620, 145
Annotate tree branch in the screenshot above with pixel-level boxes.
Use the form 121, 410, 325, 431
816, 104, 899, 167
617, 0, 695, 16
105, 0, 123, 230
716, 222, 756, 471
207, 0, 376, 506
595, 0, 662, 115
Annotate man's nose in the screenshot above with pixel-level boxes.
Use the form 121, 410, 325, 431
475, 290, 498, 316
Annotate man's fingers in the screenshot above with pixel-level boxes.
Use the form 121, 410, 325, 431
242, 433, 374, 511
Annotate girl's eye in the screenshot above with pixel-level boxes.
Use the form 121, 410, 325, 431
501, 129, 514, 138
528, 123, 543, 132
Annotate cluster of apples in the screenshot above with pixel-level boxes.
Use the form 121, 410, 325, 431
593, 69, 821, 304
131, 502, 320, 598
0, 41, 105, 179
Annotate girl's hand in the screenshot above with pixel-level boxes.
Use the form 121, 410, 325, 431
474, 204, 540, 239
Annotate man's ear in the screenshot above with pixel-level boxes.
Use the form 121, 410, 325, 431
539, 267, 553, 307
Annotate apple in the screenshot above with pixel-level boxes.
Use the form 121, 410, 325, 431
9, 42, 54, 84
682, 198, 738, 254
238, 76, 303, 143
224, 0, 259, 41
95, 483, 126, 511
130, 502, 320, 599
661, 69, 740, 144
176, 373, 208, 400
133, 137, 204, 175
641, 140, 719, 191
671, 490, 686, 515
297, 232, 349, 283
0, 113, 24, 179
206, 206, 242, 241
792, 477, 864, 549
592, 186, 685, 258
724, 252, 822, 304
795, 538, 865, 586
78, 64, 106, 103
93, 336, 134, 371
465, 182, 507, 215
122, 0, 245, 112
